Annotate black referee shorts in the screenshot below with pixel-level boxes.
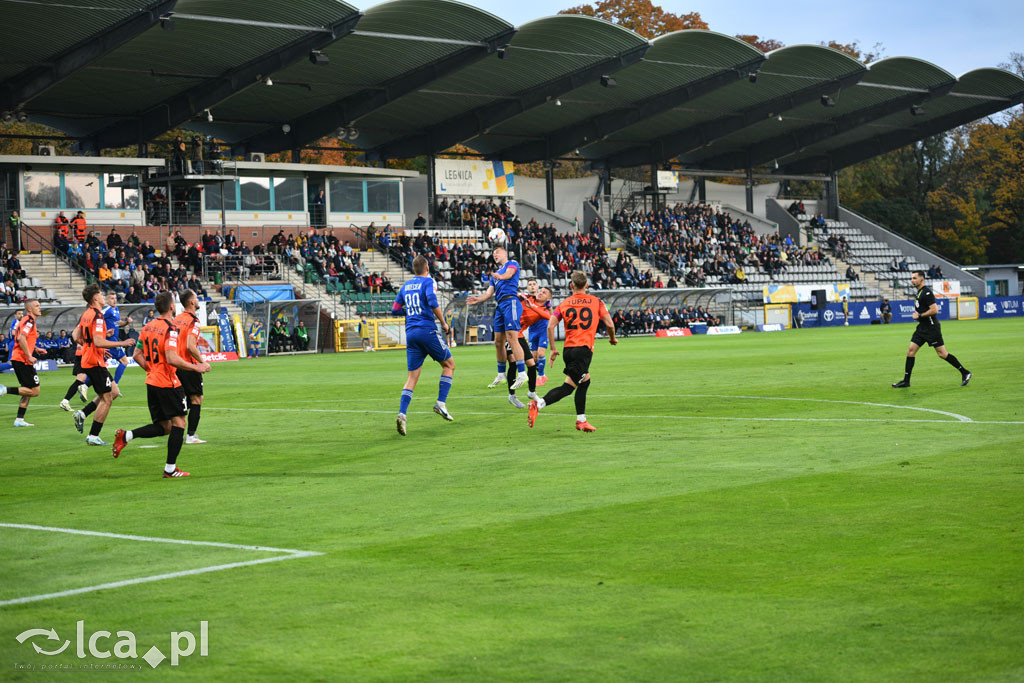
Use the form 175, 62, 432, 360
147, 385, 188, 423
13, 360, 39, 389
911, 324, 944, 348
561, 346, 593, 384
177, 369, 204, 398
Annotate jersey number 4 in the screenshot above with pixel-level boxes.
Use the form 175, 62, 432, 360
142, 337, 161, 365
564, 307, 593, 330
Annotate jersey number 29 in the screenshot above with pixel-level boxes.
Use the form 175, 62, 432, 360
564, 307, 593, 330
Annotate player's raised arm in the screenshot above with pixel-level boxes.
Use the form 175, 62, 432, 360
467, 284, 495, 306
491, 261, 518, 281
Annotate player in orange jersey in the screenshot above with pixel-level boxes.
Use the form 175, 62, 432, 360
172, 289, 208, 444
528, 271, 616, 432
71, 284, 136, 445
111, 291, 210, 477
504, 287, 551, 409
1, 299, 47, 427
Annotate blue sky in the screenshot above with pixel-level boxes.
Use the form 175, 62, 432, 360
467, 0, 1022, 76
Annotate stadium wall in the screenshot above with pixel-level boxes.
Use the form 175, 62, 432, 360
766, 198, 804, 246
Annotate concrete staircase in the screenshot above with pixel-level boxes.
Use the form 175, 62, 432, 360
23, 253, 90, 304
361, 249, 411, 292
832, 254, 882, 292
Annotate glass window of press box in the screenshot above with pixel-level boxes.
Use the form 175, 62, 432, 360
104, 174, 139, 210
23, 171, 142, 210
329, 179, 400, 213
204, 177, 307, 212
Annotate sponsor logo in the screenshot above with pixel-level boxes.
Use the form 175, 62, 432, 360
15, 621, 208, 669
655, 328, 693, 338
823, 310, 835, 322
900, 305, 916, 314
984, 302, 997, 314
757, 324, 784, 332
859, 308, 871, 320
707, 326, 741, 336
204, 352, 239, 362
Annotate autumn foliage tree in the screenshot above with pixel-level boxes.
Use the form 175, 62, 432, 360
735, 35, 784, 52
559, 0, 706, 37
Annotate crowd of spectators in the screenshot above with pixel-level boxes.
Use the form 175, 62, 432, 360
434, 197, 515, 228
612, 306, 722, 335
269, 228, 394, 295
53, 224, 208, 304
2, 241, 29, 304
612, 203, 833, 286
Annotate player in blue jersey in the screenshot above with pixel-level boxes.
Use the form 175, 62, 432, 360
7, 310, 22, 359
467, 246, 528, 390
392, 255, 455, 436
525, 278, 553, 386
102, 291, 133, 393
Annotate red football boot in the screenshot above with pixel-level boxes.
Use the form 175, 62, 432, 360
163, 467, 190, 478
528, 400, 539, 428
575, 420, 597, 432
112, 429, 127, 458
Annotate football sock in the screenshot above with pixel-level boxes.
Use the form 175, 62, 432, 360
506, 363, 517, 394
577, 414, 586, 422
63, 380, 83, 400
528, 365, 537, 392
166, 426, 184, 466
399, 389, 413, 416
17, 406, 27, 419
438, 375, 453, 403
541, 383, 575, 408
574, 380, 590, 416
130, 423, 165, 440
944, 354, 966, 373
904, 356, 915, 381
83, 399, 98, 417
516, 360, 526, 373
5, 386, 17, 395
113, 362, 127, 384
89, 420, 103, 437
187, 404, 201, 436
497, 361, 506, 375
537, 357, 546, 376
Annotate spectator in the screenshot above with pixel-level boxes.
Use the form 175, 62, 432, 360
171, 135, 186, 174
880, 299, 892, 324
292, 321, 309, 351
71, 211, 88, 242
845, 265, 859, 281
190, 135, 204, 174
6, 210, 22, 252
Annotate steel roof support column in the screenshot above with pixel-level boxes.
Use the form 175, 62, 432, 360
650, 164, 659, 211
426, 153, 436, 225
697, 177, 706, 203
544, 162, 555, 212
824, 171, 839, 220
745, 166, 754, 214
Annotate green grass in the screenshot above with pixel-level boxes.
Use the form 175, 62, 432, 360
1, 318, 1022, 680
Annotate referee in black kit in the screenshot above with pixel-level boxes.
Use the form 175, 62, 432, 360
892, 271, 972, 388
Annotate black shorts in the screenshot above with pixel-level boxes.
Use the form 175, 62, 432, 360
84, 365, 113, 394
505, 336, 532, 359
72, 356, 83, 375
911, 324, 944, 348
13, 360, 39, 389
147, 385, 188, 423
177, 369, 204, 397
561, 346, 593, 384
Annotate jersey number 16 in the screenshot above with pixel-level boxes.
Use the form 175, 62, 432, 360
142, 337, 161, 364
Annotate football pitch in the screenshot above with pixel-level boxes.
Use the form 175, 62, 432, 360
2, 318, 1022, 680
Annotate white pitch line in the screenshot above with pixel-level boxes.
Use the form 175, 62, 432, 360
0, 524, 322, 608
199, 406, 1024, 425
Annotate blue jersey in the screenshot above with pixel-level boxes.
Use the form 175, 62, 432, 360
102, 305, 121, 341
395, 276, 439, 334
489, 260, 520, 300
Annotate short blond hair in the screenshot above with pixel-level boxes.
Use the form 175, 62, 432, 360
570, 271, 587, 290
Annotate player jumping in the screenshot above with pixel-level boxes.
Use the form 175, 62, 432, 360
467, 246, 528, 390
393, 255, 455, 436
525, 278, 553, 386
173, 290, 208, 444
505, 293, 550, 409
71, 284, 136, 445
112, 291, 211, 477
0, 299, 46, 427
529, 271, 617, 432
892, 270, 971, 388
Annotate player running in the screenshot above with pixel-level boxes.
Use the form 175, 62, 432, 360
892, 270, 971, 388
528, 271, 617, 432
393, 255, 455, 436
504, 291, 550, 409
467, 246, 528, 390
173, 289, 208, 444
70, 284, 136, 445
0, 299, 46, 427
102, 291, 133, 395
525, 278, 553, 386
112, 291, 211, 477
59, 338, 91, 410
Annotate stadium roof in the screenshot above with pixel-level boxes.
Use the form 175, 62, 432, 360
2, 0, 1023, 173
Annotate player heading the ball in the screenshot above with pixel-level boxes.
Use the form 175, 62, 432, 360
467, 246, 529, 391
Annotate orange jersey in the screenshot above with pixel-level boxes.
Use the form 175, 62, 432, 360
10, 314, 38, 364
77, 306, 107, 368
137, 318, 182, 389
172, 311, 203, 362
518, 296, 551, 337
555, 293, 608, 350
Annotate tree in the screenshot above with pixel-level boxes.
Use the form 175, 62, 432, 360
559, 0, 707, 37
735, 35, 784, 52
821, 39, 884, 65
